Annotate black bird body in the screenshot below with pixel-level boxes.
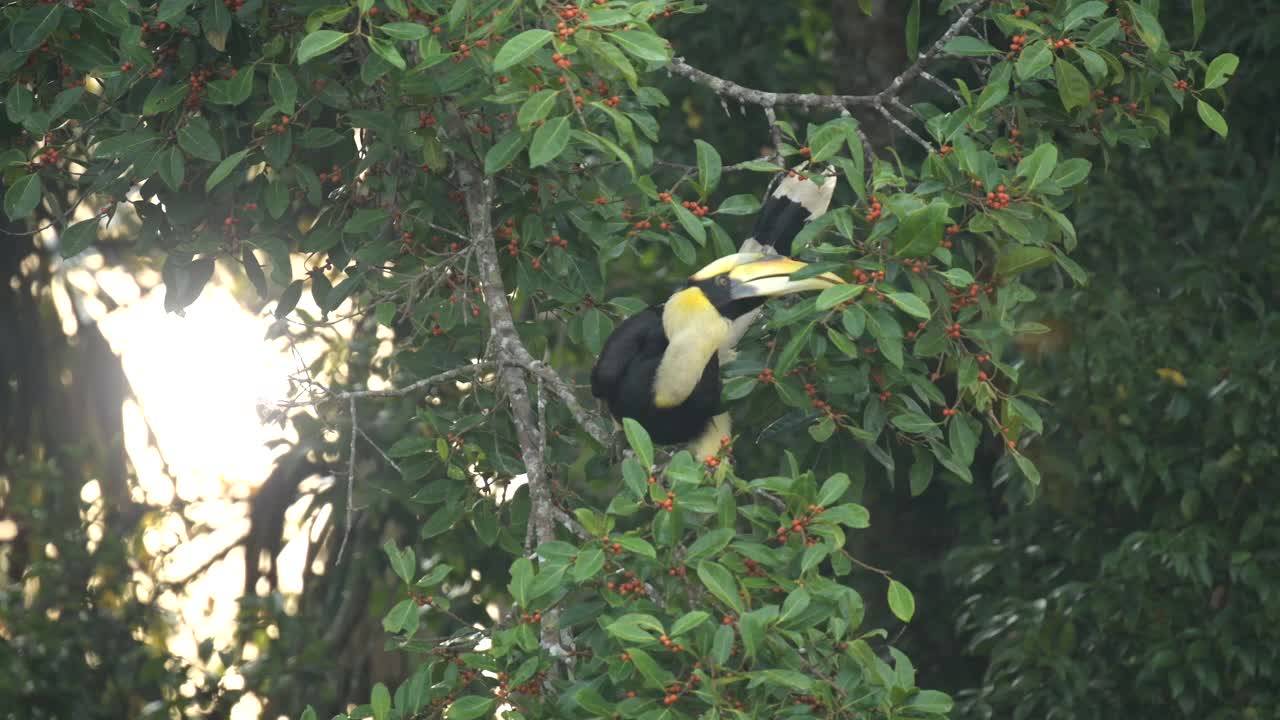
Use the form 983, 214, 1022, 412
590, 167, 839, 455
591, 307, 722, 445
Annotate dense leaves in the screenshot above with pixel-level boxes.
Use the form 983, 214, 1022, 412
0, 0, 1241, 718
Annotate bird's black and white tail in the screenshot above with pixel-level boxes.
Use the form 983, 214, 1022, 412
740, 163, 838, 258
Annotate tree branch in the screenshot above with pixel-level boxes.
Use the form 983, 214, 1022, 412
460, 166, 570, 657
667, 0, 992, 136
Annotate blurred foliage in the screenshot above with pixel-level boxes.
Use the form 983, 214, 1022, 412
934, 3, 1280, 717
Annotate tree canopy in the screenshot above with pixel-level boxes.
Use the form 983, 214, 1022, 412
2, 0, 1270, 719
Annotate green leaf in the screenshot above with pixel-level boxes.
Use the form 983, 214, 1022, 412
671, 611, 710, 636
1063, 1, 1108, 30
1016, 41, 1053, 80
1014, 453, 1041, 487
379, 22, 430, 40
885, 292, 930, 320
274, 280, 303, 319
178, 124, 222, 162
4, 174, 42, 220
893, 202, 947, 257
684, 528, 734, 562
817, 472, 850, 506
808, 122, 846, 163
716, 194, 761, 216
157, 0, 193, 23
446, 696, 495, 720
1053, 158, 1092, 187
1126, 2, 1166, 50
696, 560, 744, 614
517, 89, 558, 130
528, 116, 570, 168
908, 689, 955, 714
942, 36, 1000, 56
483, 131, 528, 174
382, 599, 419, 634
206, 149, 250, 192
671, 201, 706, 245
1204, 53, 1239, 90
47, 88, 84, 121
298, 30, 349, 63
622, 418, 654, 469
371, 683, 391, 720
1192, 0, 1205, 43
694, 139, 722, 194
996, 246, 1054, 276
368, 37, 406, 70
60, 218, 100, 257
383, 541, 415, 583
821, 503, 870, 528
775, 323, 813, 375
910, 450, 935, 496
1055, 58, 1091, 110
905, 0, 920, 62
891, 412, 937, 435
606, 617, 656, 644
581, 307, 614, 354
609, 30, 670, 64
208, 67, 253, 106
975, 62, 1011, 115
1196, 100, 1228, 137
509, 557, 533, 607
242, 247, 267, 299
1015, 143, 1058, 191
759, 669, 815, 691
615, 536, 655, 559
779, 588, 811, 625
938, 268, 975, 287
572, 547, 605, 582
816, 284, 864, 310
492, 29, 554, 70
573, 687, 613, 717
888, 579, 915, 622
143, 82, 189, 116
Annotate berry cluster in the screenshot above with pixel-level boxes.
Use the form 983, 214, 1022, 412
985, 184, 1011, 209
555, 4, 585, 40
606, 570, 647, 596
865, 198, 883, 222
657, 490, 676, 512
680, 199, 710, 217
775, 504, 827, 545
27, 146, 59, 171
794, 694, 825, 711
945, 322, 963, 339
1008, 34, 1028, 55
1048, 37, 1077, 51
657, 634, 686, 653
851, 268, 885, 285
1173, 79, 1189, 92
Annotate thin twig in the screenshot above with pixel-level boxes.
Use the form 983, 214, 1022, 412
920, 70, 964, 105
337, 396, 357, 562
878, 101, 936, 153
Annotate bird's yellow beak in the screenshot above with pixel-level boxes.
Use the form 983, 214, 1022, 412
691, 252, 844, 299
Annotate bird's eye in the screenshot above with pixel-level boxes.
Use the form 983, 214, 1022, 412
715, 276, 729, 287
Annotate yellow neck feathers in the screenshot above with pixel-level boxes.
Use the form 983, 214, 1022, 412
653, 289, 730, 408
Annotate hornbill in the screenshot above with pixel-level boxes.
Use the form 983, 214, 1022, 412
590, 167, 839, 458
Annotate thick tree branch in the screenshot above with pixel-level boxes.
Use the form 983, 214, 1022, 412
460, 167, 571, 656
